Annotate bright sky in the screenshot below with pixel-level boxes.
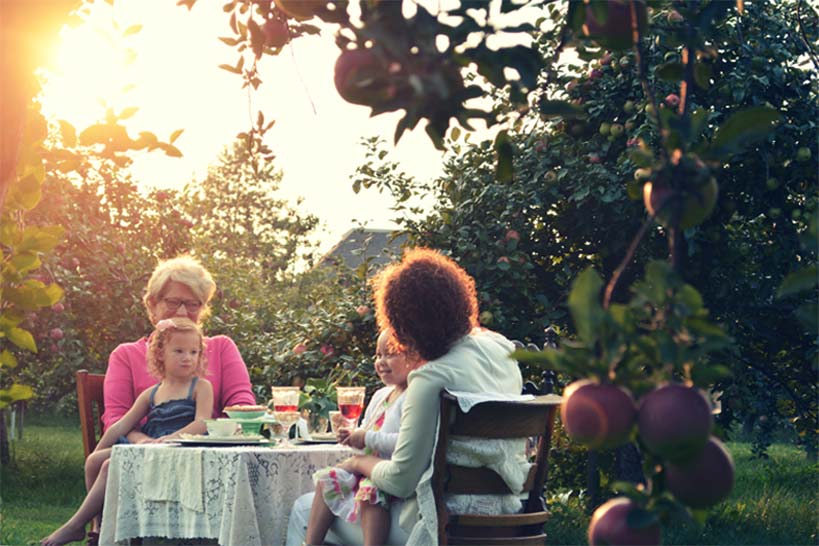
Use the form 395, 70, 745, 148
39, 0, 449, 253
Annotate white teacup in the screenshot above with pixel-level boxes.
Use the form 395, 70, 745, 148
206, 419, 238, 437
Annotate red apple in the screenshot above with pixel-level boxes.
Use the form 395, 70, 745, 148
497, 256, 510, 264
665, 436, 734, 508
320, 344, 334, 357
638, 383, 712, 463
665, 93, 680, 108
588, 497, 661, 546
355, 305, 370, 317
51, 303, 64, 313
588, 153, 602, 164
263, 17, 289, 48
504, 229, 520, 242
561, 380, 636, 449
333, 49, 396, 107
49, 328, 64, 340
293, 343, 307, 355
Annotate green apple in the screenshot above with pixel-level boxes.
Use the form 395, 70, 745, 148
599, 122, 611, 135
796, 147, 812, 162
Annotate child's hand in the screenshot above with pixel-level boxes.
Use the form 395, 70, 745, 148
336, 427, 352, 444
340, 428, 367, 449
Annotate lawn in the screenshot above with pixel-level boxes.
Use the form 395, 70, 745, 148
2, 414, 817, 545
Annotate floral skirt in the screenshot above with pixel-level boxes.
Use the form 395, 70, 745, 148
313, 466, 392, 523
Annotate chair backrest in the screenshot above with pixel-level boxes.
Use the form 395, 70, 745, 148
76, 369, 106, 458
432, 391, 562, 545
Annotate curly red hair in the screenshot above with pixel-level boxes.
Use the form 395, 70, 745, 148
372, 248, 478, 361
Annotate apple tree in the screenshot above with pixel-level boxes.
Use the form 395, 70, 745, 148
204, 0, 816, 541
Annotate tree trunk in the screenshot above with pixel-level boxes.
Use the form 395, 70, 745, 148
586, 450, 600, 512
615, 443, 645, 484
0, 410, 9, 465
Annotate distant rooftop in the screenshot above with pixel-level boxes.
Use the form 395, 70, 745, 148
318, 228, 407, 271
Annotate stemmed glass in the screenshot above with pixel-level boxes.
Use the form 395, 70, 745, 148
270, 386, 301, 446
272, 411, 301, 446
336, 386, 366, 428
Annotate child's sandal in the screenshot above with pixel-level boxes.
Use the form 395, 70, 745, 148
86, 530, 100, 546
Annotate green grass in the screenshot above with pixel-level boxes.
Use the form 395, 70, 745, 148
2, 415, 817, 546
1, 414, 87, 546
546, 443, 819, 545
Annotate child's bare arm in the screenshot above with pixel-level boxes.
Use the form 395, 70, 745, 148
95, 390, 152, 450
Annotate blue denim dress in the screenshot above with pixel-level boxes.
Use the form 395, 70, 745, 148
141, 377, 199, 438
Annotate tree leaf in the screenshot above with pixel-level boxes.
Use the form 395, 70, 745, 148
494, 130, 514, 183
538, 100, 586, 120
58, 120, 77, 147
169, 129, 184, 144
0, 350, 18, 368
656, 62, 684, 82
568, 268, 604, 344
8, 327, 36, 352
123, 24, 142, 36
709, 106, 781, 158
626, 507, 659, 529
777, 266, 817, 298
0, 384, 35, 408
118, 107, 139, 120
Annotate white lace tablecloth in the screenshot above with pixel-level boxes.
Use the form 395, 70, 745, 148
99, 442, 350, 546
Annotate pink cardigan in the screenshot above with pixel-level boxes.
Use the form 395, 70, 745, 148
101, 335, 256, 431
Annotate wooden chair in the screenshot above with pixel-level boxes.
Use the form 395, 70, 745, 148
432, 391, 562, 545
76, 369, 105, 459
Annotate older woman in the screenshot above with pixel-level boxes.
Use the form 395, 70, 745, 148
287, 248, 525, 546
102, 255, 256, 443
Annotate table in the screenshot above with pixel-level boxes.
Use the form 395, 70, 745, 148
99, 442, 350, 546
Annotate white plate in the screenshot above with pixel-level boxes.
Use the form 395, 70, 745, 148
293, 437, 339, 445
170, 433, 271, 446
307, 433, 337, 441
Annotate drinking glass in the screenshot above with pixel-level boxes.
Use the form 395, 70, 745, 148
336, 386, 366, 427
273, 411, 301, 446
329, 410, 344, 435
269, 386, 301, 412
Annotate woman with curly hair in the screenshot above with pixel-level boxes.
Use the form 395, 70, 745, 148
287, 248, 525, 546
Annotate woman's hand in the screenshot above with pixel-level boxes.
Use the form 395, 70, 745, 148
339, 428, 367, 449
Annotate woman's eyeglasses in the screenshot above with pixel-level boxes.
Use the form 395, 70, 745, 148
163, 298, 202, 312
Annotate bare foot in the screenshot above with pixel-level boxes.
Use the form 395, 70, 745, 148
40, 523, 86, 546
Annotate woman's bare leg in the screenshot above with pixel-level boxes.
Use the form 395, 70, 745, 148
305, 486, 336, 546
41, 459, 110, 546
360, 502, 390, 546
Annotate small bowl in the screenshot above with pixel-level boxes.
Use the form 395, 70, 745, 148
225, 409, 267, 420
206, 419, 239, 437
